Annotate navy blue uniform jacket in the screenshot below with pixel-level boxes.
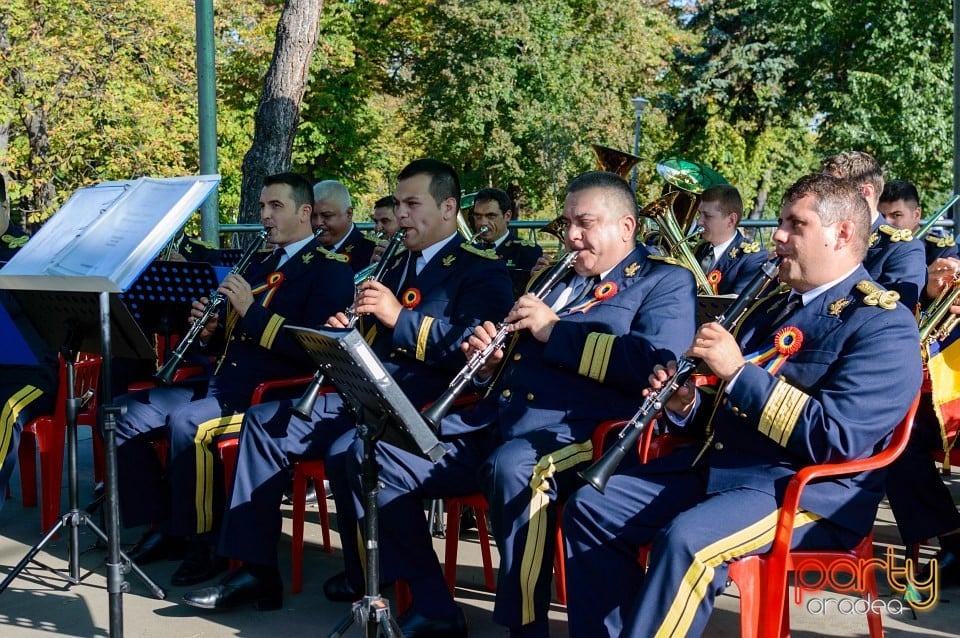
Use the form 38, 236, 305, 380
439, 246, 697, 441
360, 236, 515, 411
694, 231, 769, 295
863, 218, 926, 309
921, 231, 959, 265
336, 225, 376, 273
661, 267, 922, 538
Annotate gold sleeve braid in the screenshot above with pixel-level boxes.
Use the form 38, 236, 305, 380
758, 380, 809, 445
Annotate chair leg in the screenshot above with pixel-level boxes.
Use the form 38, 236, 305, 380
553, 514, 567, 605
39, 420, 67, 532
473, 504, 496, 591
310, 470, 332, 553
17, 433, 38, 508
862, 555, 883, 638
727, 557, 761, 638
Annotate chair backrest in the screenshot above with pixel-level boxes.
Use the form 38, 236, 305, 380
51, 353, 103, 423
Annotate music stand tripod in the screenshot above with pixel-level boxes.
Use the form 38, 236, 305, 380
0, 292, 165, 604
285, 325, 445, 638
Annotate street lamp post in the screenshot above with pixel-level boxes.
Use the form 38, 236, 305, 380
630, 96, 649, 193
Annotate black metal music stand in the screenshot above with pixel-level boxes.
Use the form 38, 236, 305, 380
0, 290, 165, 629
285, 325, 445, 638
122, 260, 220, 367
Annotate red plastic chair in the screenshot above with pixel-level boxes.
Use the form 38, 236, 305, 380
18, 352, 103, 531
723, 393, 920, 638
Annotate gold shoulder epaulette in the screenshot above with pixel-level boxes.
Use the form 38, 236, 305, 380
647, 254, 683, 267
461, 244, 499, 259
855, 280, 900, 310
316, 246, 348, 262
927, 234, 956, 248
517, 238, 536, 248
879, 224, 913, 242
740, 241, 762, 254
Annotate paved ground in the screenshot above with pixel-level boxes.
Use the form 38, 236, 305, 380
1, 429, 960, 637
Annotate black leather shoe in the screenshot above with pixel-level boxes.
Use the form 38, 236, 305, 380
182, 566, 283, 611
171, 544, 229, 587
323, 571, 362, 602
932, 548, 960, 588
126, 529, 188, 565
396, 608, 467, 638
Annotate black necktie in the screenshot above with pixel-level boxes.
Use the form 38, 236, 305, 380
699, 247, 715, 272
261, 247, 284, 273
481, 241, 496, 251
564, 275, 597, 309
770, 293, 803, 327
402, 251, 422, 289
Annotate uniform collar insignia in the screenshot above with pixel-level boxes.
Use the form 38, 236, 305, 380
827, 297, 850, 316
343, 244, 354, 253
302, 252, 314, 264
183, 243, 193, 253
442, 254, 456, 267
727, 246, 740, 259
506, 260, 515, 267
868, 231, 879, 248
624, 261, 640, 277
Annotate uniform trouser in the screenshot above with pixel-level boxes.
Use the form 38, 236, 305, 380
477, 429, 594, 632
116, 386, 248, 537
886, 392, 960, 543
562, 466, 859, 638
0, 379, 53, 511
342, 428, 498, 617
218, 393, 353, 566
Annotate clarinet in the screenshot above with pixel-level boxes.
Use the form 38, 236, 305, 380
579, 256, 782, 493
155, 229, 270, 385
420, 250, 579, 428
291, 228, 409, 418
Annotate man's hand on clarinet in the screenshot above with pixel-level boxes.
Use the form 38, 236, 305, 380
190, 297, 219, 342
687, 322, 745, 381
461, 321, 505, 381
647, 361, 697, 417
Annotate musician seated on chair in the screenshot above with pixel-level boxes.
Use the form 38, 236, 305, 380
312, 179, 376, 272
180, 159, 514, 621
822, 151, 926, 309
879, 179, 958, 266
369, 194, 401, 264
693, 184, 769, 295
561, 172, 922, 638
344, 171, 696, 638
0, 174, 59, 513
887, 254, 960, 588
115, 172, 354, 588
470, 187, 543, 297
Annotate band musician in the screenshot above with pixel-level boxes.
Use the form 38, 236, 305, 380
312, 179, 376, 272
353, 171, 697, 637
693, 184, 768, 295
563, 173, 922, 637
115, 172, 355, 587
470, 187, 543, 297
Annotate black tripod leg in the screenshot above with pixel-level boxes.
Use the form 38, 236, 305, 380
79, 516, 166, 600
0, 517, 68, 591
327, 612, 356, 638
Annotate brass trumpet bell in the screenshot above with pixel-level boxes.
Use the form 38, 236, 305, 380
638, 191, 714, 294
656, 157, 728, 237
592, 144, 643, 179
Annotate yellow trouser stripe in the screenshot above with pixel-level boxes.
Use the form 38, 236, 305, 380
194, 413, 245, 534
656, 509, 821, 638
416, 317, 434, 361
520, 440, 594, 625
0, 385, 44, 471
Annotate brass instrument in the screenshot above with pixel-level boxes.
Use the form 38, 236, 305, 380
155, 229, 269, 385
292, 228, 408, 417
638, 192, 714, 293
914, 194, 960, 241
580, 256, 782, 492
656, 157, 728, 235
919, 272, 960, 346
592, 144, 642, 179
421, 250, 579, 428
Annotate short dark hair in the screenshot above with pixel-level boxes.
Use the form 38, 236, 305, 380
782, 173, 870, 258
473, 188, 515, 215
821, 151, 884, 197
700, 184, 744, 221
397, 159, 461, 208
263, 172, 314, 210
880, 179, 920, 208
566, 171, 637, 221
374, 195, 395, 210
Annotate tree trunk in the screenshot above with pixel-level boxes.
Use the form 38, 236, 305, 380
237, 0, 323, 232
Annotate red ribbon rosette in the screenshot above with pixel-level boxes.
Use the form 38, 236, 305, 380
401, 287, 422, 309
594, 281, 618, 301
773, 326, 803, 356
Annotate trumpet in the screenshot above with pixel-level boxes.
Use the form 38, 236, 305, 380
919, 271, 960, 346
292, 228, 409, 418
579, 256, 782, 493
421, 250, 579, 428
155, 229, 270, 385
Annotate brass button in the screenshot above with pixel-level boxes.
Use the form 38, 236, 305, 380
714, 442, 724, 450
741, 412, 748, 419
502, 389, 512, 398
526, 393, 535, 401
513, 353, 522, 361
389, 353, 396, 358
731, 406, 739, 415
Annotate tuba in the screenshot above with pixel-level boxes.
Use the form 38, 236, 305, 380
656, 157, 728, 237
638, 192, 715, 294
592, 144, 642, 179
456, 191, 491, 243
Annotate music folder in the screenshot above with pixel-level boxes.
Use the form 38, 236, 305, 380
285, 325, 445, 463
